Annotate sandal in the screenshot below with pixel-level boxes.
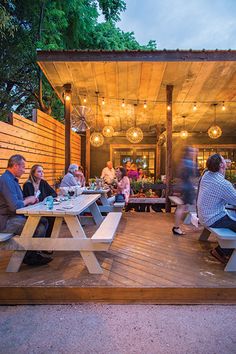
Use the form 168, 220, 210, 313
172, 227, 185, 236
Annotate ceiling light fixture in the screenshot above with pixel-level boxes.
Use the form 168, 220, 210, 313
90, 93, 104, 147
207, 104, 222, 139
179, 115, 188, 139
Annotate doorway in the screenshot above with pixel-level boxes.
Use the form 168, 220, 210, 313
111, 144, 156, 177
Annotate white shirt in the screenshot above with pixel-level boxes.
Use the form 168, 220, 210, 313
197, 171, 236, 226
101, 167, 115, 184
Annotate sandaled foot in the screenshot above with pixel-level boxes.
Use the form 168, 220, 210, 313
172, 227, 185, 235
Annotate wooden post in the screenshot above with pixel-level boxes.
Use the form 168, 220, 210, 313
64, 83, 72, 173
86, 128, 91, 180
165, 85, 173, 213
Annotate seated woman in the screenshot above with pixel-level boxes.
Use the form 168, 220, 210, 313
115, 166, 130, 204
75, 166, 86, 187
23, 164, 57, 237
127, 163, 139, 181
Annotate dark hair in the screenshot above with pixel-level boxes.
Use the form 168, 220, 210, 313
206, 154, 222, 172
116, 166, 127, 179
7, 154, 26, 168
29, 164, 43, 183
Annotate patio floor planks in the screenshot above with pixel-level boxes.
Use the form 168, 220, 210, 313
0, 213, 236, 304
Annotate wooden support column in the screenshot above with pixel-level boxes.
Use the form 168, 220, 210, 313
165, 85, 173, 213
64, 83, 72, 173
85, 128, 91, 180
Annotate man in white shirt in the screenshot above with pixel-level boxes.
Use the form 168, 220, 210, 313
197, 154, 236, 263
101, 161, 115, 185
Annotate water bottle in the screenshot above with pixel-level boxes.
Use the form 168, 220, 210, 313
46, 196, 54, 210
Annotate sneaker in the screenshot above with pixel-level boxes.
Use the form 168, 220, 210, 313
23, 251, 53, 266
172, 227, 185, 235
210, 249, 228, 265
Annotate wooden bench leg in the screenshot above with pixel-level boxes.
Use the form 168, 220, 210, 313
199, 228, 211, 241
224, 249, 236, 272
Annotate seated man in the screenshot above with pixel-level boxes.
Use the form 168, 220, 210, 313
101, 161, 115, 185
60, 164, 80, 187
197, 154, 236, 263
0, 154, 53, 266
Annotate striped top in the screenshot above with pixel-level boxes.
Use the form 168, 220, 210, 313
197, 171, 236, 226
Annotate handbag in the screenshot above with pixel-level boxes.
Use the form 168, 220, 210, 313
115, 193, 125, 202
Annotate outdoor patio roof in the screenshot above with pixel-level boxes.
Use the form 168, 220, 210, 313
37, 50, 236, 135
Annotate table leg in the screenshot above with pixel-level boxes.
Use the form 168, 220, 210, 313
51, 217, 63, 238
6, 216, 41, 272
224, 249, 236, 272
89, 201, 104, 225
64, 215, 103, 274
199, 228, 211, 241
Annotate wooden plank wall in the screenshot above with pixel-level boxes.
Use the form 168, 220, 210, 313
0, 110, 81, 186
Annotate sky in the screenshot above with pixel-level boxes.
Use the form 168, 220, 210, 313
118, 0, 236, 49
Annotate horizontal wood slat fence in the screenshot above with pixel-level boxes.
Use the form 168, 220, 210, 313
0, 109, 81, 186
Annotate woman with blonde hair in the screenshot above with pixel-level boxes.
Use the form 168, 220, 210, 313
23, 164, 57, 201
23, 164, 57, 238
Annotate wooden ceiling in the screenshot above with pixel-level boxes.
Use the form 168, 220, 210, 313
37, 50, 236, 136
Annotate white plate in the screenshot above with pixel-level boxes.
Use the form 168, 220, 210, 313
63, 205, 74, 209
53, 201, 60, 205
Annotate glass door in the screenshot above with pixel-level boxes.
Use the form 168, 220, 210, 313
112, 145, 156, 178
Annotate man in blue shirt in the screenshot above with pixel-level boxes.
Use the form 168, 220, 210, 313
0, 154, 53, 266
197, 154, 236, 264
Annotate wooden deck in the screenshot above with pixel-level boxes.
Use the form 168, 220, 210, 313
0, 213, 236, 304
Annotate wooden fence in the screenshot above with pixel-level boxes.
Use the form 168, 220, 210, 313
0, 109, 81, 186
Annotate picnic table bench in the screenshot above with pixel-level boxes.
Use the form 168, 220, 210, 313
199, 227, 236, 272
0, 194, 122, 274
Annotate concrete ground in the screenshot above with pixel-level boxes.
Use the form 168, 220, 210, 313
0, 304, 235, 354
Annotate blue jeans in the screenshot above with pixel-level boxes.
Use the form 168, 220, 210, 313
3, 215, 48, 238
210, 215, 235, 256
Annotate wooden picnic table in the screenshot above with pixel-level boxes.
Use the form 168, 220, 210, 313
82, 188, 124, 212
4, 194, 121, 274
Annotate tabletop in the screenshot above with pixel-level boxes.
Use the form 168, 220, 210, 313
16, 194, 101, 216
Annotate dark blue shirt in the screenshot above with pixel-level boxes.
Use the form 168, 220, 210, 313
0, 170, 24, 216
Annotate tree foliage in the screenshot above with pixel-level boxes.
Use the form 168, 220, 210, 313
0, 0, 157, 121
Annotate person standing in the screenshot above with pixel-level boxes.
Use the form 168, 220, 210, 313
101, 161, 116, 185
172, 146, 197, 235
197, 154, 236, 263
0, 155, 52, 266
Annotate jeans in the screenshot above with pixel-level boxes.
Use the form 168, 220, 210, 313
2, 215, 48, 237
210, 215, 235, 256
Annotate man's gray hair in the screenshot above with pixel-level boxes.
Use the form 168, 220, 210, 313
7, 154, 26, 168
68, 164, 78, 173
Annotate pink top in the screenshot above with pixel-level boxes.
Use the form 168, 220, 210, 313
117, 176, 130, 204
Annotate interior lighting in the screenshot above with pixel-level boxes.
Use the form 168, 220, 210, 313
102, 97, 105, 105
193, 102, 197, 111
83, 96, 87, 103
144, 101, 147, 109
222, 102, 226, 111
208, 104, 222, 139
180, 115, 188, 139
126, 127, 143, 143
65, 94, 71, 101
102, 125, 114, 137
121, 99, 125, 108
